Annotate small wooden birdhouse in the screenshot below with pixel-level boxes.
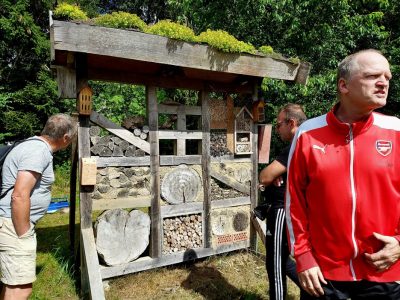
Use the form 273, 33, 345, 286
77, 86, 93, 115
252, 100, 265, 123
234, 106, 253, 155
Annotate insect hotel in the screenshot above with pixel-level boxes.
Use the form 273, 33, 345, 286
49, 13, 310, 299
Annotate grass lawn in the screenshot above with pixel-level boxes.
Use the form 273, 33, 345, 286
28, 166, 301, 299
30, 211, 300, 299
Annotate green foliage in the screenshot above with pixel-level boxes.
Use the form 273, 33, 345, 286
0, 0, 49, 90
196, 29, 256, 54
146, 20, 196, 42
91, 81, 147, 125
258, 45, 274, 55
94, 11, 147, 30
53, 3, 88, 21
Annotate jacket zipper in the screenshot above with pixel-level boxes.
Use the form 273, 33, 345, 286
348, 125, 358, 280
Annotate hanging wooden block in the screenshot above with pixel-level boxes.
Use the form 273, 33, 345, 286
77, 86, 93, 115
80, 157, 97, 185
252, 100, 265, 123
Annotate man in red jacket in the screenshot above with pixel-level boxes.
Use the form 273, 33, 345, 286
286, 49, 400, 299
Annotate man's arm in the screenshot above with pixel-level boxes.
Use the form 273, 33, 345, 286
259, 160, 286, 186
286, 134, 326, 297
11, 170, 40, 237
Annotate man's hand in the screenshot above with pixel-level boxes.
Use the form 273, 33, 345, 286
272, 176, 284, 187
364, 232, 400, 272
298, 266, 327, 297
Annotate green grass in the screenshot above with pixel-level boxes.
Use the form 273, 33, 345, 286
32, 212, 79, 299
25, 165, 301, 299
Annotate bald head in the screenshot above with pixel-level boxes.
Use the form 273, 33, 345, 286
337, 49, 388, 86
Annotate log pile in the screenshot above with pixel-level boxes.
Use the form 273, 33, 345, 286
89, 125, 147, 157
211, 178, 246, 200
162, 214, 203, 254
210, 130, 232, 157
92, 167, 151, 200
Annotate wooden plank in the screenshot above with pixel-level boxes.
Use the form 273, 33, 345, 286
81, 228, 106, 299
258, 124, 272, 163
95, 155, 202, 167
95, 156, 150, 167
210, 169, 250, 195
160, 155, 201, 165
210, 155, 251, 163
175, 105, 186, 156
200, 91, 211, 248
158, 104, 201, 115
250, 84, 259, 250
147, 86, 161, 258
295, 62, 312, 85
87, 68, 255, 94
92, 197, 151, 211
158, 130, 202, 140
250, 212, 266, 246
100, 241, 250, 279
226, 95, 235, 153
90, 111, 150, 154
52, 20, 303, 81
78, 122, 93, 229
54, 65, 76, 98
161, 202, 203, 218
69, 113, 78, 255
161, 197, 250, 218
211, 197, 250, 209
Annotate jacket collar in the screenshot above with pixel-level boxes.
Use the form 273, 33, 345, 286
327, 103, 374, 135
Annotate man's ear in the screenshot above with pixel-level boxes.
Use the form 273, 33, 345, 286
288, 119, 296, 128
338, 78, 349, 94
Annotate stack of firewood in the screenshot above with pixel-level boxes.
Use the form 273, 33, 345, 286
162, 215, 203, 254
210, 178, 246, 200
89, 126, 146, 157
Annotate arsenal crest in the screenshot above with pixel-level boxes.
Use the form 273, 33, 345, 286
376, 140, 392, 156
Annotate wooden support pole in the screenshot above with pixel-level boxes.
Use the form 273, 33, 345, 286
75, 53, 103, 298
69, 112, 78, 255
250, 82, 259, 250
200, 90, 211, 248
147, 86, 161, 258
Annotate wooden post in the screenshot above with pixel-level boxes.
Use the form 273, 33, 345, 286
75, 53, 104, 299
250, 82, 259, 250
69, 112, 78, 255
200, 90, 211, 248
226, 95, 235, 153
175, 105, 186, 155
147, 86, 161, 258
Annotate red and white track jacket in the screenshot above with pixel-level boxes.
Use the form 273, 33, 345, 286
286, 105, 400, 282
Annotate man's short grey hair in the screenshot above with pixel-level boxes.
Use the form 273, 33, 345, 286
279, 103, 307, 126
337, 49, 384, 85
41, 113, 77, 140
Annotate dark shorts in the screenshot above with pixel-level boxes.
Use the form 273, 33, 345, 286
321, 280, 400, 300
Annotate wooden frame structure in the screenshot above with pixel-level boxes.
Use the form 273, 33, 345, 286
50, 13, 310, 300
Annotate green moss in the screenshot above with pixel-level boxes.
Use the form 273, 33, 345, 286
94, 12, 147, 31
195, 29, 255, 54
289, 57, 301, 64
258, 45, 274, 55
145, 20, 196, 43
53, 3, 88, 21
